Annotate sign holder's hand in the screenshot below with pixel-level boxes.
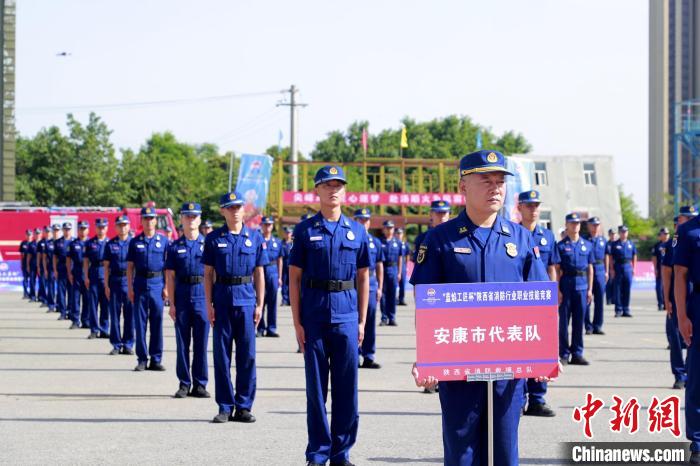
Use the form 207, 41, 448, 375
412, 363, 438, 389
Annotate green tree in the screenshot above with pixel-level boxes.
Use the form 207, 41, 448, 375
619, 187, 656, 259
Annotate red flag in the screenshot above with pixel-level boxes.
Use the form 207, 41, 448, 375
361, 127, 368, 155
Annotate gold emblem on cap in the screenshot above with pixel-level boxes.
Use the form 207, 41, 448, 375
438, 201, 444, 206
505, 242, 518, 258
189, 203, 194, 209
329, 167, 338, 175
229, 193, 236, 200
691, 206, 696, 212
530, 191, 537, 198
487, 152, 498, 163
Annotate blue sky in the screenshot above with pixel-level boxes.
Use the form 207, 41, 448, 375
17, 0, 648, 213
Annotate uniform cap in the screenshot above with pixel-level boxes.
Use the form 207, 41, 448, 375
518, 190, 541, 204
180, 202, 202, 215
314, 165, 347, 186
618, 225, 629, 232
25, 229, 32, 235
396, 227, 404, 233
430, 200, 450, 212
565, 213, 581, 223
34, 228, 42, 234
51, 224, 61, 231
459, 150, 513, 177
78, 221, 89, 229
115, 215, 130, 225
588, 216, 601, 225
202, 220, 213, 228
43, 226, 51, 232
283, 226, 293, 233
353, 208, 371, 219
659, 227, 669, 234
261, 216, 275, 225
679, 205, 699, 217
219, 191, 244, 208
383, 220, 395, 228
140, 207, 157, 218
95, 218, 108, 227
62, 222, 72, 229
608, 228, 615, 234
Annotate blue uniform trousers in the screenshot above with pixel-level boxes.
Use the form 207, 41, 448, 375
212, 303, 256, 414
614, 268, 633, 316
585, 269, 606, 332
438, 379, 523, 466
88, 279, 109, 334
37, 271, 46, 303
28, 267, 37, 300
71, 278, 88, 325
559, 288, 586, 359
108, 279, 134, 351
686, 293, 700, 452
655, 272, 664, 308
525, 379, 547, 406
360, 290, 377, 361
398, 266, 407, 304
259, 269, 279, 332
380, 272, 398, 323
21, 268, 29, 298
606, 276, 616, 305
46, 271, 56, 310
666, 303, 687, 383
304, 320, 359, 465
282, 268, 290, 304
56, 275, 69, 318
133, 287, 164, 364
174, 294, 209, 388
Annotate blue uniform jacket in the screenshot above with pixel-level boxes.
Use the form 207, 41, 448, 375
36, 239, 47, 274
201, 225, 267, 307
289, 213, 370, 324
368, 234, 385, 292
673, 216, 700, 291
45, 239, 55, 274
54, 237, 72, 277
380, 236, 401, 278
588, 236, 607, 275
610, 239, 637, 272
412, 230, 428, 263
104, 236, 131, 284
68, 239, 86, 278
85, 236, 108, 281
528, 226, 560, 270
127, 233, 167, 291
264, 236, 283, 276
27, 241, 37, 269
556, 236, 594, 291
165, 234, 205, 301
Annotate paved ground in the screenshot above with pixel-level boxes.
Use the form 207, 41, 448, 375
0, 290, 689, 465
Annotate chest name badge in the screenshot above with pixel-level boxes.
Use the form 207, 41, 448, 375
217, 243, 227, 248
347, 231, 355, 241
505, 242, 518, 258
540, 238, 547, 246
177, 249, 186, 253
627, 244, 632, 249
245, 239, 253, 247
454, 247, 472, 254
136, 244, 145, 249
310, 236, 323, 242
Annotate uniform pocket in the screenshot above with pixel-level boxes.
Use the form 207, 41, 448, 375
340, 240, 360, 264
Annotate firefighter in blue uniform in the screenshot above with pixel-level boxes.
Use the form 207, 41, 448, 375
44, 225, 60, 313
610, 225, 636, 317
26, 229, 38, 301
166, 202, 210, 399
67, 221, 90, 329
36, 227, 48, 306
671, 204, 700, 464
127, 207, 168, 372
84, 218, 110, 339
200, 219, 213, 236
662, 208, 697, 390
289, 166, 370, 466
258, 215, 283, 337
104, 215, 134, 355
517, 189, 559, 417
19, 229, 32, 299
354, 208, 384, 369
396, 227, 409, 306
556, 213, 593, 365
412, 200, 451, 262
410, 150, 549, 466
652, 227, 670, 310
584, 217, 608, 334
203, 191, 266, 424
379, 220, 401, 326
605, 228, 617, 306
281, 226, 293, 306
53, 223, 73, 321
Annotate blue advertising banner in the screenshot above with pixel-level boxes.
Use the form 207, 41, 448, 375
0, 260, 24, 291
235, 153, 274, 226
503, 156, 535, 222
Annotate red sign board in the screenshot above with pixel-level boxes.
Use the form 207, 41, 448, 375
283, 191, 465, 206
414, 281, 559, 381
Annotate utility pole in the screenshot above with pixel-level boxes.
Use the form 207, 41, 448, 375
277, 85, 307, 191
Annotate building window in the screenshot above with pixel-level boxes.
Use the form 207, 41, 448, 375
583, 162, 597, 186
538, 210, 552, 230
534, 162, 548, 186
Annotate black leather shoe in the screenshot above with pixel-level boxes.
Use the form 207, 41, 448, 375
212, 412, 230, 423
672, 380, 686, 389
98, 333, 110, 339
560, 357, 569, 366
361, 359, 381, 369
379, 321, 388, 327
690, 451, 700, 465
398, 302, 407, 306
147, 361, 166, 371
69, 323, 80, 329
189, 385, 211, 398
621, 313, 633, 318
585, 329, 592, 335
134, 362, 147, 372
569, 356, 590, 366
108, 348, 120, 355
388, 321, 398, 327
266, 331, 280, 338
330, 460, 355, 466
592, 329, 605, 335
524, 403, 556, 417
174, 384, 189, 398
121, 347, 135, 355
87, 332, 98, 339
306, 462, 325, 466
231, 409, 256, 423
256, 329, 265, 338
80, 324, 90, 329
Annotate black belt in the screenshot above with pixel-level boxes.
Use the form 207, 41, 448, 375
594, 260, 604, 265
384, 261, 397, 267
694, 283, 700, 294
616, 259, 630, 264
89, 264, 104, 269
136, 271, 161, 279
306, 279, 354, 292
565, 271, 588, 277
216, 275, 252, 285
179, 275, 204, 284
111, 270, 127, 277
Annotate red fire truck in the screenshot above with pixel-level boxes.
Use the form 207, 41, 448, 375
0, 204, 176, 261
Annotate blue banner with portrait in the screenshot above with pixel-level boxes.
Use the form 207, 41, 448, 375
235, 153, 274, 225
503, 156, 535, 222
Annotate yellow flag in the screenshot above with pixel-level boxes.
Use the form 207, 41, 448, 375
400, 126, 408, 149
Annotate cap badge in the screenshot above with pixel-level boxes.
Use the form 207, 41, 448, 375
329, 167, 338, 175
487, 152, 498, 163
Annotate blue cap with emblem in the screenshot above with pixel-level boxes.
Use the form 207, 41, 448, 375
261, 216, 274, 225
679, 205, 699, 217
43, 226, 50, 232
34, 227, 41, 234
430, 200, 450, 212
608, 228, 615, 234
180, 202, 202, 215
140, 207, 157, 218
51, 224, 61, 231
383, 220, 395, 228
95, 218, 108, 227
459, 150, 514, 177
565, 212, 581, 223
25, 229, 32, 234
78, 220, 89, 229
396, 227, 404, 233
314, 165, 346, 186
283, 226, 293, 233
588, 216, 601, 225
353, 208, 371, 219
115, 215, 130, 225
62, 222, 72, 229
618, 225, 629, 232
203, 219, 213, 228
219, 191, 244, 208
659, 227, 669, 234
518, 190, 541, 204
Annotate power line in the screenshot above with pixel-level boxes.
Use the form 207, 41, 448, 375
17, 89, 285, 114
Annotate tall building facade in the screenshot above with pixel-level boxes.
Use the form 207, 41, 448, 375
0, 0, 15, 201
649, 0, 700, 215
